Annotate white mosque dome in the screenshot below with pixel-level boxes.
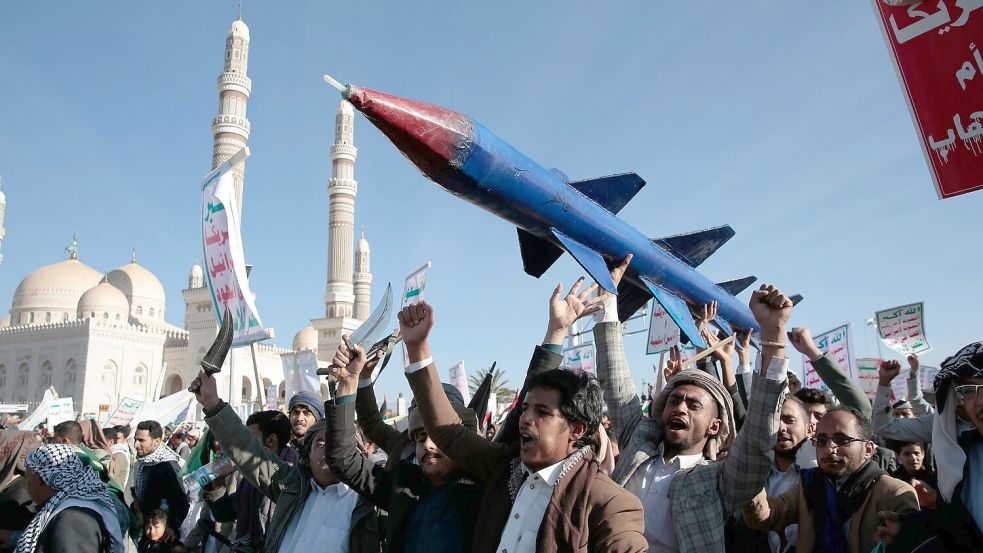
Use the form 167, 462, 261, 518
106, 260, 166, 320
11, 258, 104, 321
78, 280, 129, 321
292, 326, 318, 352
189, 263, 204, 289
357, 236, 370, 252
229, 19, 250, 39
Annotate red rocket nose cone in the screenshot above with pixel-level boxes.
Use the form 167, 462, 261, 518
347, 85, 472, 180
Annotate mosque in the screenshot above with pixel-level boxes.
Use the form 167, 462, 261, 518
0, 16, 372, 418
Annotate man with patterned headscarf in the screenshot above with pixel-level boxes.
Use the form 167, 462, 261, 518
15, 443, 125, 553
879, 341, 983, 551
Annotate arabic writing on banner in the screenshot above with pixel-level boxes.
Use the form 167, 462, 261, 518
399, 262, 432, 367
873, 0, 983, 198
447, 361, 471, 405
802, 324, 856, 394
920, 365, 941, 391
875, 302, 932, 355
563, 344, 596, 375
47, 397, 74, 427
646, 302, 680, 355
102, 396, 144, 427
282, 351, 321, 403
857, 358, 883, 398
201, 149, 271, 346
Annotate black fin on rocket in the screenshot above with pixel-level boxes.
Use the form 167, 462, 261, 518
567, 173, 646, 215
616, 279, 654, 323
716, 276, 758, 296
652, 225, 736, 267
790, 294, 804, 306
517, 228, 565, 278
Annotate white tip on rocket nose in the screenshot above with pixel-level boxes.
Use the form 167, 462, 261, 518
322, 74, 346, 93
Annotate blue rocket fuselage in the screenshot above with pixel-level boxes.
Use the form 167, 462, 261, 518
436, 121, 760, 333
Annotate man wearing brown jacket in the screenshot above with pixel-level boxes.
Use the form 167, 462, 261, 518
742, 405, 919, 553
396, 295, 647, 553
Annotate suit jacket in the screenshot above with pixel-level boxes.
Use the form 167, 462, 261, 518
405, 344, 647, 553
595, 321, 787, 553
742, 473, 919, 553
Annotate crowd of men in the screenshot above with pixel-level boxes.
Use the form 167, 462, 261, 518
0, 255, 980, 552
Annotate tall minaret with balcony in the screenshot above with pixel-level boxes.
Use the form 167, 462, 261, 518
211, 17, 252, 214
353, 231, 372, 321
324, 100, 358, 319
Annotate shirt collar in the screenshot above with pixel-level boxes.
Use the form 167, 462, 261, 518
309, 478, 353, 497
522, 458, 566, 487
655, 442, 703, 470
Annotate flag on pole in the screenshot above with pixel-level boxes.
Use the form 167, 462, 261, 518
200, 147, 272, 346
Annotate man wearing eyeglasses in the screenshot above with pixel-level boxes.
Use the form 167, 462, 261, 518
877, 342, 983, 551
742, 404, 918, 553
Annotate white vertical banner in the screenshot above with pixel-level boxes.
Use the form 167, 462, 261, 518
646, 302, 680, 355
447, 361, 470, 405
282, 351, 320, 403
200, 148, 272, 346
400, 262, 431, 366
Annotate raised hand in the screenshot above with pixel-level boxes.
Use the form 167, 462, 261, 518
606, 254, 632, 293
664, 345, 684, 381
788, 327, 823, 362
398, 301, 434, 347
736, 330, 752, 367
878, 360, 902, 387
188, 369, 221, 412
695, 301, 718, 331
749, 284, 793, 342
545, 278, 603, 344
907, 353, 920, 374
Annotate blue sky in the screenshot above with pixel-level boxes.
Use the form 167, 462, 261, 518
1, 2, 981, 403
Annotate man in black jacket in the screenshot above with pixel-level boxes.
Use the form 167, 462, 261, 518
132, 420, 188, 535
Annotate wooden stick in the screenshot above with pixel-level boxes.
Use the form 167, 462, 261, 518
681, 335, 735, 371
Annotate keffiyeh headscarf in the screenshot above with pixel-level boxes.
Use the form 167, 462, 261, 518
135, 444, 182, 500
15, 444, 119, 553
932, 341, 983, 502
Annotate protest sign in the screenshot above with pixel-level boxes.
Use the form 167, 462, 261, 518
399, 262, 431, 366
919, 365, 941, 392
646, 302, 679, 355
131, 392, 195, 429
447, 361, 471, 405
802, 324, 856, 394
200, 147, 272, 346
102, 396, 144, 427
18, 388, 56, 431
46, 397, 74, 427
875, 302, 931, 355
563, 344, 596, 375
265, 383, 279, 410
0, 403, 28, 412
872, 0, 983, 199
857, 358, 883, 398
282, 351, 320, 402
892, 368, 912, 400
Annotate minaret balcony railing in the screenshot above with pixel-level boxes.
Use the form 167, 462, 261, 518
216, 73, 252, 96
331, 143, 358, 161
212, 117, 251, 137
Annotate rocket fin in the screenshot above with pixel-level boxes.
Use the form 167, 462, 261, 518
517, 228, 565, 278
640, 276, 708, 349
567, 173, 646, 215
790, 294, 804, 306
652, 225, 736, 267
549, 228, 617, 294
616, 279, 653, 323
716, 276, 757, 296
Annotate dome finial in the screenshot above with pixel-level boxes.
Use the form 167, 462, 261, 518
65, 234, 80, 260
130, 247, 137, 264
238, 0, 243, 21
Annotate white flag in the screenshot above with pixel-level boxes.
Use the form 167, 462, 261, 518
282, 351, 321, 402
201, 148, 271, 346
448, 361, 470, 405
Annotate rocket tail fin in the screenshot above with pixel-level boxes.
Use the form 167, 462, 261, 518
716, 276, 757, 296
640, 277, 708, 349
616, 278, 653, 323
566, 173, 646, 215
790, 294, 804, 306
517, 228, 565, 278
549, 228, 617, 293
652, 225, 736, 267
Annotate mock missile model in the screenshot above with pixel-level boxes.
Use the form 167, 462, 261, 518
324, 75, 772, 348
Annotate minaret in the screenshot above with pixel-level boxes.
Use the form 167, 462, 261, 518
211, 17, 251, 214
324, 100, 358, 319
0, 177, 6, 267
353, 230, 372, 321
